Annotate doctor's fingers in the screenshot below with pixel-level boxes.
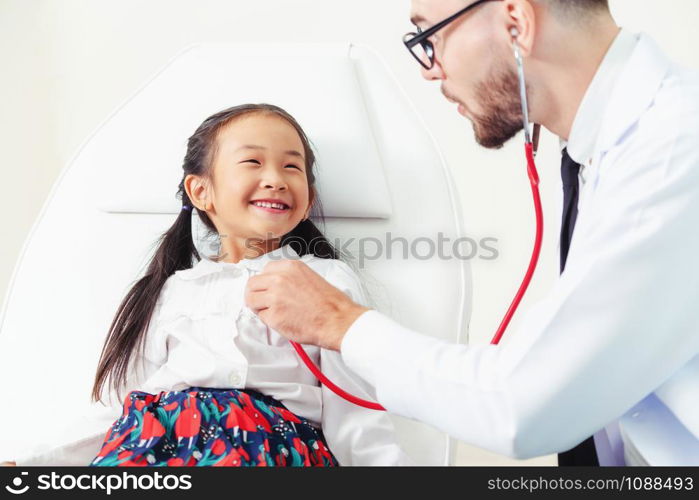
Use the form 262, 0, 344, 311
246, 272, 279, 292
247, 292, 306, 342
244, 288, 273, 314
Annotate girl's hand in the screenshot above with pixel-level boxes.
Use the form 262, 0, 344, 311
1, 461, 16, 466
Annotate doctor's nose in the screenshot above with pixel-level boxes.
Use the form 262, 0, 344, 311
421, 59, 445, 81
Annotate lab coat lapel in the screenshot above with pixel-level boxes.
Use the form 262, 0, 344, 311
597, 33, 672, 156
585, 34, 677, 465
554, 33, 671, 266
581, 33, 672, 207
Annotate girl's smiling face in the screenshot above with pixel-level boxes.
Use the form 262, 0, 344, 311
185, 112, 313, 262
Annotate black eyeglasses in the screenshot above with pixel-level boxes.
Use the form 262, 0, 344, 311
403, 0, 501, 70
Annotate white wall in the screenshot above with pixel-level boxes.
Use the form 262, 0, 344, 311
1, 0, 697, 466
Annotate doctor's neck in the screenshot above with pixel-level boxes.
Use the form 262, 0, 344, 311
528, 13, 620, 140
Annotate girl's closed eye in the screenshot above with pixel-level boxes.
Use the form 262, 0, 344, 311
238, 159, 300, 170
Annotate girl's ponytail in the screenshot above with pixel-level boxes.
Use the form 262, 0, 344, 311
91, 195, 200, 404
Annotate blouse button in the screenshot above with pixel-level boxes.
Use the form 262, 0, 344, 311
229, 372, 242, 386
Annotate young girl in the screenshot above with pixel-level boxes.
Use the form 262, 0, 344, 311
10, 104, 410, 467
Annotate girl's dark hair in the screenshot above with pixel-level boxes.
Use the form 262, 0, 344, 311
92, 103, 340, 403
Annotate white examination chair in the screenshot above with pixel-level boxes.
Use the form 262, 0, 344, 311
0, 43, 471, 465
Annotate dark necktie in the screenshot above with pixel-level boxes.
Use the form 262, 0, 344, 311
556, 148, 600, 466
559, 148, 580, 273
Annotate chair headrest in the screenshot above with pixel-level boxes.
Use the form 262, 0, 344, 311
88, 43, 392, 219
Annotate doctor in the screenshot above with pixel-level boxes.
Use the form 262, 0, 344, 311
245, 0, 699, 465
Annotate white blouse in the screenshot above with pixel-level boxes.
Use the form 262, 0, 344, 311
14, 244, 410, 466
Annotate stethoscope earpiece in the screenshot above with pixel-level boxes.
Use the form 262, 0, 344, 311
510, 27, 532, 145
510, 28, 521, 60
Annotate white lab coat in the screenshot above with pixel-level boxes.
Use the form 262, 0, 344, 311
340, 32, 699, 465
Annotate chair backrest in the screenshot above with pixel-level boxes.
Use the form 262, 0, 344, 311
0, 43, 472, 465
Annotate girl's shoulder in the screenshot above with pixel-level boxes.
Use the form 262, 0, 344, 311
300, 255, 358, 281
301, 256, 367, 305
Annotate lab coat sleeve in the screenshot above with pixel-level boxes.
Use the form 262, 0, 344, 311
341, 103, 699, 459
319, 261, 413, 465
12, 287, 171, 466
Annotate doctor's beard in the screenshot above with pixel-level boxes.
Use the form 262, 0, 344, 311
469, 62, 526, 149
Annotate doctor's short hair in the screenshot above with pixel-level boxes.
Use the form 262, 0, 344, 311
537, 0, 610, 19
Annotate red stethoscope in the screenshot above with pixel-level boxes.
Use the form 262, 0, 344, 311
291, 32, 543, 411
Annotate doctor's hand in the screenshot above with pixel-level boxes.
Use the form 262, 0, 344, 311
245, 260, 370, 351
1, 461, 16, 466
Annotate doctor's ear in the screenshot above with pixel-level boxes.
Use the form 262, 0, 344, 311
502, 0, 536, 56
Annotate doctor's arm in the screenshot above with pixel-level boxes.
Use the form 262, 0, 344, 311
248, 122, 699, 459
341, 129, 699, 459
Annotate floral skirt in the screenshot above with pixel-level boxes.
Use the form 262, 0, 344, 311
89, 387, 338, 467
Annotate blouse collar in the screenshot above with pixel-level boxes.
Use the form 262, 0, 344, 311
175, 243, 303, 281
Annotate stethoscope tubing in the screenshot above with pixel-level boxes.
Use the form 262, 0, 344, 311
291, 35, 543, 411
